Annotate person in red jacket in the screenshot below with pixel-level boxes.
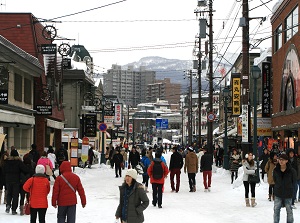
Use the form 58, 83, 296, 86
52, 161, 86, 223
23, 164, 50, 223
147, 152, 169, 208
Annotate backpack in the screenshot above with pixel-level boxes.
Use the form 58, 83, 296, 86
152, 160, 163, 179
57, 149, 65, 162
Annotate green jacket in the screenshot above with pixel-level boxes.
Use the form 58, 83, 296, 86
116, 182, 149, 223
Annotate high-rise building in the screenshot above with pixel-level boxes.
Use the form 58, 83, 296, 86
103, 65, 155, 107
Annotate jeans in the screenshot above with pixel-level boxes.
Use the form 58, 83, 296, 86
187, 173, 196, 191
57, 205, 76, 223
273, 196, 293, 223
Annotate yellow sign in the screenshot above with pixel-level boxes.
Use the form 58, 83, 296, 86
232, 77, 241, 116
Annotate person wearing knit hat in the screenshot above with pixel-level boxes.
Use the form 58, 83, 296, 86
116, 169, 149, 223
35, 164, 45, 174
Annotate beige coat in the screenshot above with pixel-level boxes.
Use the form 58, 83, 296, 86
265, 159, 277, 185
184, 151, 198, 173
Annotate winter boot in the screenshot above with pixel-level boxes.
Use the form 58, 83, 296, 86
193, 185, 196, 192
4, 190, 7, 204
268, 194, 272, 201
5, 205, 10, 213
20, 205, 24, 215
251, 198, 257, 207
245, 198, 250, 207
0, 190, 2, 204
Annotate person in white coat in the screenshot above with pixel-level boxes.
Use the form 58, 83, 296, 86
242, 152, 257, 207
47, 146, 56, 180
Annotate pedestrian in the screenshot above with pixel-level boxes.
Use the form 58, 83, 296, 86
273, 153, 297, 223
147, 147, 154, 161
55, 147, 68, 173
128, 146, 140, 169
264, 152, 278, 201
147, 152, 169, 208
87, 146, 95, 168
120, 148, 128, 169
3, 150, 30, 214
242, 152, 258, 207
286, 148, 298, 208
169, 147, 183, 193
115, 169, 149, 223
259, 148, 269, 181
113, 148, 124, 178
229, 148, 242, 184
140, 149, 151, 192
23, 165, 50, 223
19, 153, 35, 215
47, 146, 57, 179
0, 149, 8, 204
52, 161, 86, 223
296, 152, 300, 203
200, 148, 213, 192
29, 144, 41, 166
37, 151, 54, 180
109, 147, 115, 169
184, 147, 198, 192
215, 145, 224, 167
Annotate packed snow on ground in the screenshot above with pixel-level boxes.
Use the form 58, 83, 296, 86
0, 152, 299, 223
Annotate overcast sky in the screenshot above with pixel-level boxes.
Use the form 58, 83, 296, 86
2, 0, 276, 73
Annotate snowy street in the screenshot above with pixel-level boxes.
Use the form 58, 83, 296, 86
1, 152, 299, 223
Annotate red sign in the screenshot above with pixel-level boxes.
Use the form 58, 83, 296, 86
207, 112, 216, 122
99, 123, 107, 132
114, 103, 122, 126
128, 124, 133, 133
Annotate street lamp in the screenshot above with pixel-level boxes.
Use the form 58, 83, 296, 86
251, 65, 261, 179
222, 86, 230, 170
100, 98, 106, 164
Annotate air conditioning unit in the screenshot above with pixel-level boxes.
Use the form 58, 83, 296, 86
198, 0, 207, 7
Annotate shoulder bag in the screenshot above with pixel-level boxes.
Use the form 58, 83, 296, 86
46, 160, 53, 176
61, 175, 75, 192
248, 171, 260, 184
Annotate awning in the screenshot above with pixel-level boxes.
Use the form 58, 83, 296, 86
215, 127, 237, 140
46, 119, 64, 129
0, 109, 35, 125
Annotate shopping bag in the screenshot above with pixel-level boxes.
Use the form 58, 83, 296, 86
24, 202, 30, 215
45, 164, 53, 176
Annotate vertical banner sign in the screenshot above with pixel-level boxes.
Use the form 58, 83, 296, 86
242, 105, 249, 143
0, 66, 9, 104
81, 137, 89, 164
262, 62, 271, 117
114, 103, 123, 126
231, 73, 241, 116
128, 123, 133, 134
70, 138, 79, 167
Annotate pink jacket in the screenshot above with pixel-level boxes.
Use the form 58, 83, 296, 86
37, 157, 53, 172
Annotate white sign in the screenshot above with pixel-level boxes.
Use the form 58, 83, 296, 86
114, 103, 123, 126
242, 105, 248, 143
104, 116, 114, 128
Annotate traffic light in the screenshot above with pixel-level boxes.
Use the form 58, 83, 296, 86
84, 114, 97, 137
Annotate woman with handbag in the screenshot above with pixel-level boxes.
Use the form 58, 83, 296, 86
23, 165, 50, 223
242, 152, 258, 207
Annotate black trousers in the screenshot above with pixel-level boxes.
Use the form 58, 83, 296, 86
115, 164, 122, 177
243, 181, 256, 198
6, 182, 20, 211
57, 205, 76, 223
152, 183, 163, 206
188, 173, 196, 190
30, 208, 47, 223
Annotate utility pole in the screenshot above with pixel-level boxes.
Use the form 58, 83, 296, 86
242, 0, 251, 153
207, 0, 214, 154
188, 70, 193, 145
198, 35, 202, 147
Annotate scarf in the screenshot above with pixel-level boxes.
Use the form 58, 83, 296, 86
122, 184, 134, 221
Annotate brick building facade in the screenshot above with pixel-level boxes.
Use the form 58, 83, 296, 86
271, 0, 299, 151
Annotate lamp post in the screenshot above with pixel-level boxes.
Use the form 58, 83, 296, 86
222, 87, 230, 170
100, 98, 106, 164
251, 65, 261, 179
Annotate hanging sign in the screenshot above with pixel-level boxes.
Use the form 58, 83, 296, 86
81, 137, 89, 164
231, 73, 241, 116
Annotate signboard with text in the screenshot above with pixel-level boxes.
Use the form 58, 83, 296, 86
36, 105, 52, 115
262, 62, 271, 117
114, 103, 123, 126
156, 119, 168, 129
231, 73, 241, 116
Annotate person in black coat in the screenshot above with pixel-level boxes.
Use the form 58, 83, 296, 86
87, 146, 95, 169
169, 147, 184, 192
200, 148, 213, 192
273, 153, 297, 223
3, 150, 30, 215
259, 148, 270, 181
128, 147, 140, 169
113, 148, 123, 178
29, 143, 40, 165
286, 148, 298, 208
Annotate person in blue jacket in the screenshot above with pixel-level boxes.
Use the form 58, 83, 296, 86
140, 149, 151, 192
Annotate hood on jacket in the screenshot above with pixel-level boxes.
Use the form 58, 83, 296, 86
59, 161, 72, 174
